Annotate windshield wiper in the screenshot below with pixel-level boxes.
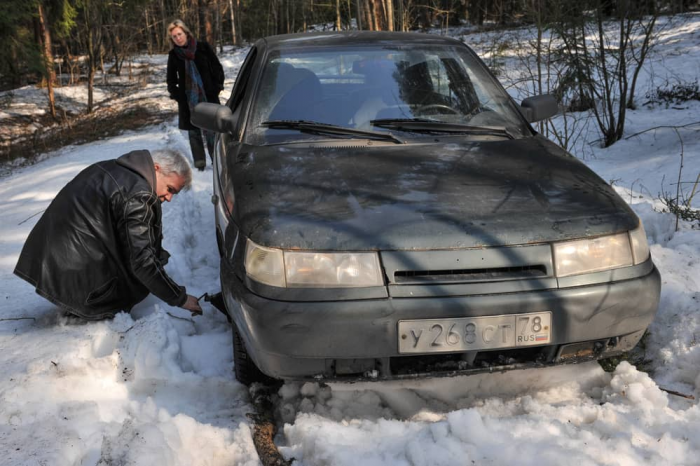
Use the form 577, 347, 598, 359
261, 120, 405, 144
370, 118, 515, 139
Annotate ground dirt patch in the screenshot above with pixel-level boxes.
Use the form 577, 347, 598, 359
1, 105, 171, 169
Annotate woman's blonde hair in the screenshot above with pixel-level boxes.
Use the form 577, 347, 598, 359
167, 19, 193, 47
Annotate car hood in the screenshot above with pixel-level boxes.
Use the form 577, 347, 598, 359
230, 136, 638, 250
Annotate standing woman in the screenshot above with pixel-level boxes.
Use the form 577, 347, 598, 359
167, 20, 225, 171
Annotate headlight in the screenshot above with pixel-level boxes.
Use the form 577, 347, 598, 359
629, 223, 650, 264
245, 239, 286, 287
244, 239, 384, 288
285, 251, 383, 287
553, 232, 633, 277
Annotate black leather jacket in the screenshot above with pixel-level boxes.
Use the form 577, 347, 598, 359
14, 150, 187, 319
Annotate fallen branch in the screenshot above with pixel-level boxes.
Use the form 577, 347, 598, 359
0, 317, 36, 322
659, 386, 695, 400
248, 385, 292, 466
624, 121, 700, 140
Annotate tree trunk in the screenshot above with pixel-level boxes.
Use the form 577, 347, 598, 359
145, 8, 153, 55
228, 0, 237, 45
100, 46, 107, 85
61, 39, 77, 85
203, 0, 215, 47
194, 0, 202, 40
363, 0, 373, 30
111, 32, 122, 77
303, 0, 307, 32
383, 0, 393, 31
87, 29, 95, 114
37, 3, 56, 119
336, 0, 341, 30
356, 0, 363, 30
87, 64, 94, 114
627, 15, 656, 109
396, 0, 404, 31
6, 44, 19, 87
236, 0, 242, 43
371, 0, 382, 30
159, 0, 167, 51
266, 0, 272, 36
286, 0, 291, 33
216, 0, 223, 52
291, 0, 296, 32
82, 1, 102, 115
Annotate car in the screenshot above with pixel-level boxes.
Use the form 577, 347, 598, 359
192, 31, 661, 385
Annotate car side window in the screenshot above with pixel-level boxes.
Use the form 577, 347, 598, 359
216, 47, 257, 212
228, 47, 258, 117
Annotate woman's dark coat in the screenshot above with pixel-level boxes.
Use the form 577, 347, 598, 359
14, 150, 187, 320
167, 40, 225, 131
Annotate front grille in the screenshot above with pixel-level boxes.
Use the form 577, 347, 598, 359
394, 265, 548, 284
390, 346, 553, 376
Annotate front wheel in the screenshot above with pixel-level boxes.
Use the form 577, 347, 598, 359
232, 323, 277, 386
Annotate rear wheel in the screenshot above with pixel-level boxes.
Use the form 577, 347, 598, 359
232, 323, 277, 386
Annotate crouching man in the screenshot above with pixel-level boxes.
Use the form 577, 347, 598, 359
14, 149, 203, 319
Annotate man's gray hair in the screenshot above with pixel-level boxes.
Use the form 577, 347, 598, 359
151, 149, 193, 190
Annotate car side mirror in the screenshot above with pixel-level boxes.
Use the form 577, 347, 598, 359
520, 95, 558, 123
191, 102, 237, 133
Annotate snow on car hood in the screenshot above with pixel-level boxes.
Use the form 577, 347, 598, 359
230, 135, 638, 250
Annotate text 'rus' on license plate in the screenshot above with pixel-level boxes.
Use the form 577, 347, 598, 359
398, 312, 552, 354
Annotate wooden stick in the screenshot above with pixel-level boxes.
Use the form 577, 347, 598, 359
659, 386, 695, 400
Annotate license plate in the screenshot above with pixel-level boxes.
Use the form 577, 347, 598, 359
398, 312, 552, 354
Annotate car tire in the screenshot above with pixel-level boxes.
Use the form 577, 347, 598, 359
232, 323, 277, 386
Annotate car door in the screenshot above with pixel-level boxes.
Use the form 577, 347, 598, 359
212, 47, 259, 256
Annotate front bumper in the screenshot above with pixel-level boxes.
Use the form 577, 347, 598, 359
222, 261, 661, 380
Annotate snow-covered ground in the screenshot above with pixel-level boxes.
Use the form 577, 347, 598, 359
0, 47, 244, 156
1, 14, 699, 466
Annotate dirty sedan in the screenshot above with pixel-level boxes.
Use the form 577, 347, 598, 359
192, 32, 660, 385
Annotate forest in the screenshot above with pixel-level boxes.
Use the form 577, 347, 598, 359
1, 0, 697, 159
2, 0, 694, 90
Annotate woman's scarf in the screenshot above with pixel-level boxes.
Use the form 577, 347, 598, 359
174, 37, 215, 147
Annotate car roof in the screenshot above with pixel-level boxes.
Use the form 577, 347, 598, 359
259, 31, 465, 50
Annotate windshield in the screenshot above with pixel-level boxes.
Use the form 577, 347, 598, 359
246, 44, 530, 145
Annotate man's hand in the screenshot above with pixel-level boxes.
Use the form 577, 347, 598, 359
181, 294, 203, 316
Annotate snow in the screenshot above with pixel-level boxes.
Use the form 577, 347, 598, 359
1, 14, 700, 466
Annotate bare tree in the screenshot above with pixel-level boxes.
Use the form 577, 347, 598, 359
508, 1, 594, 157
76, 0, 105, 114
36, 2, 56, 119
554, 0, 658, 147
